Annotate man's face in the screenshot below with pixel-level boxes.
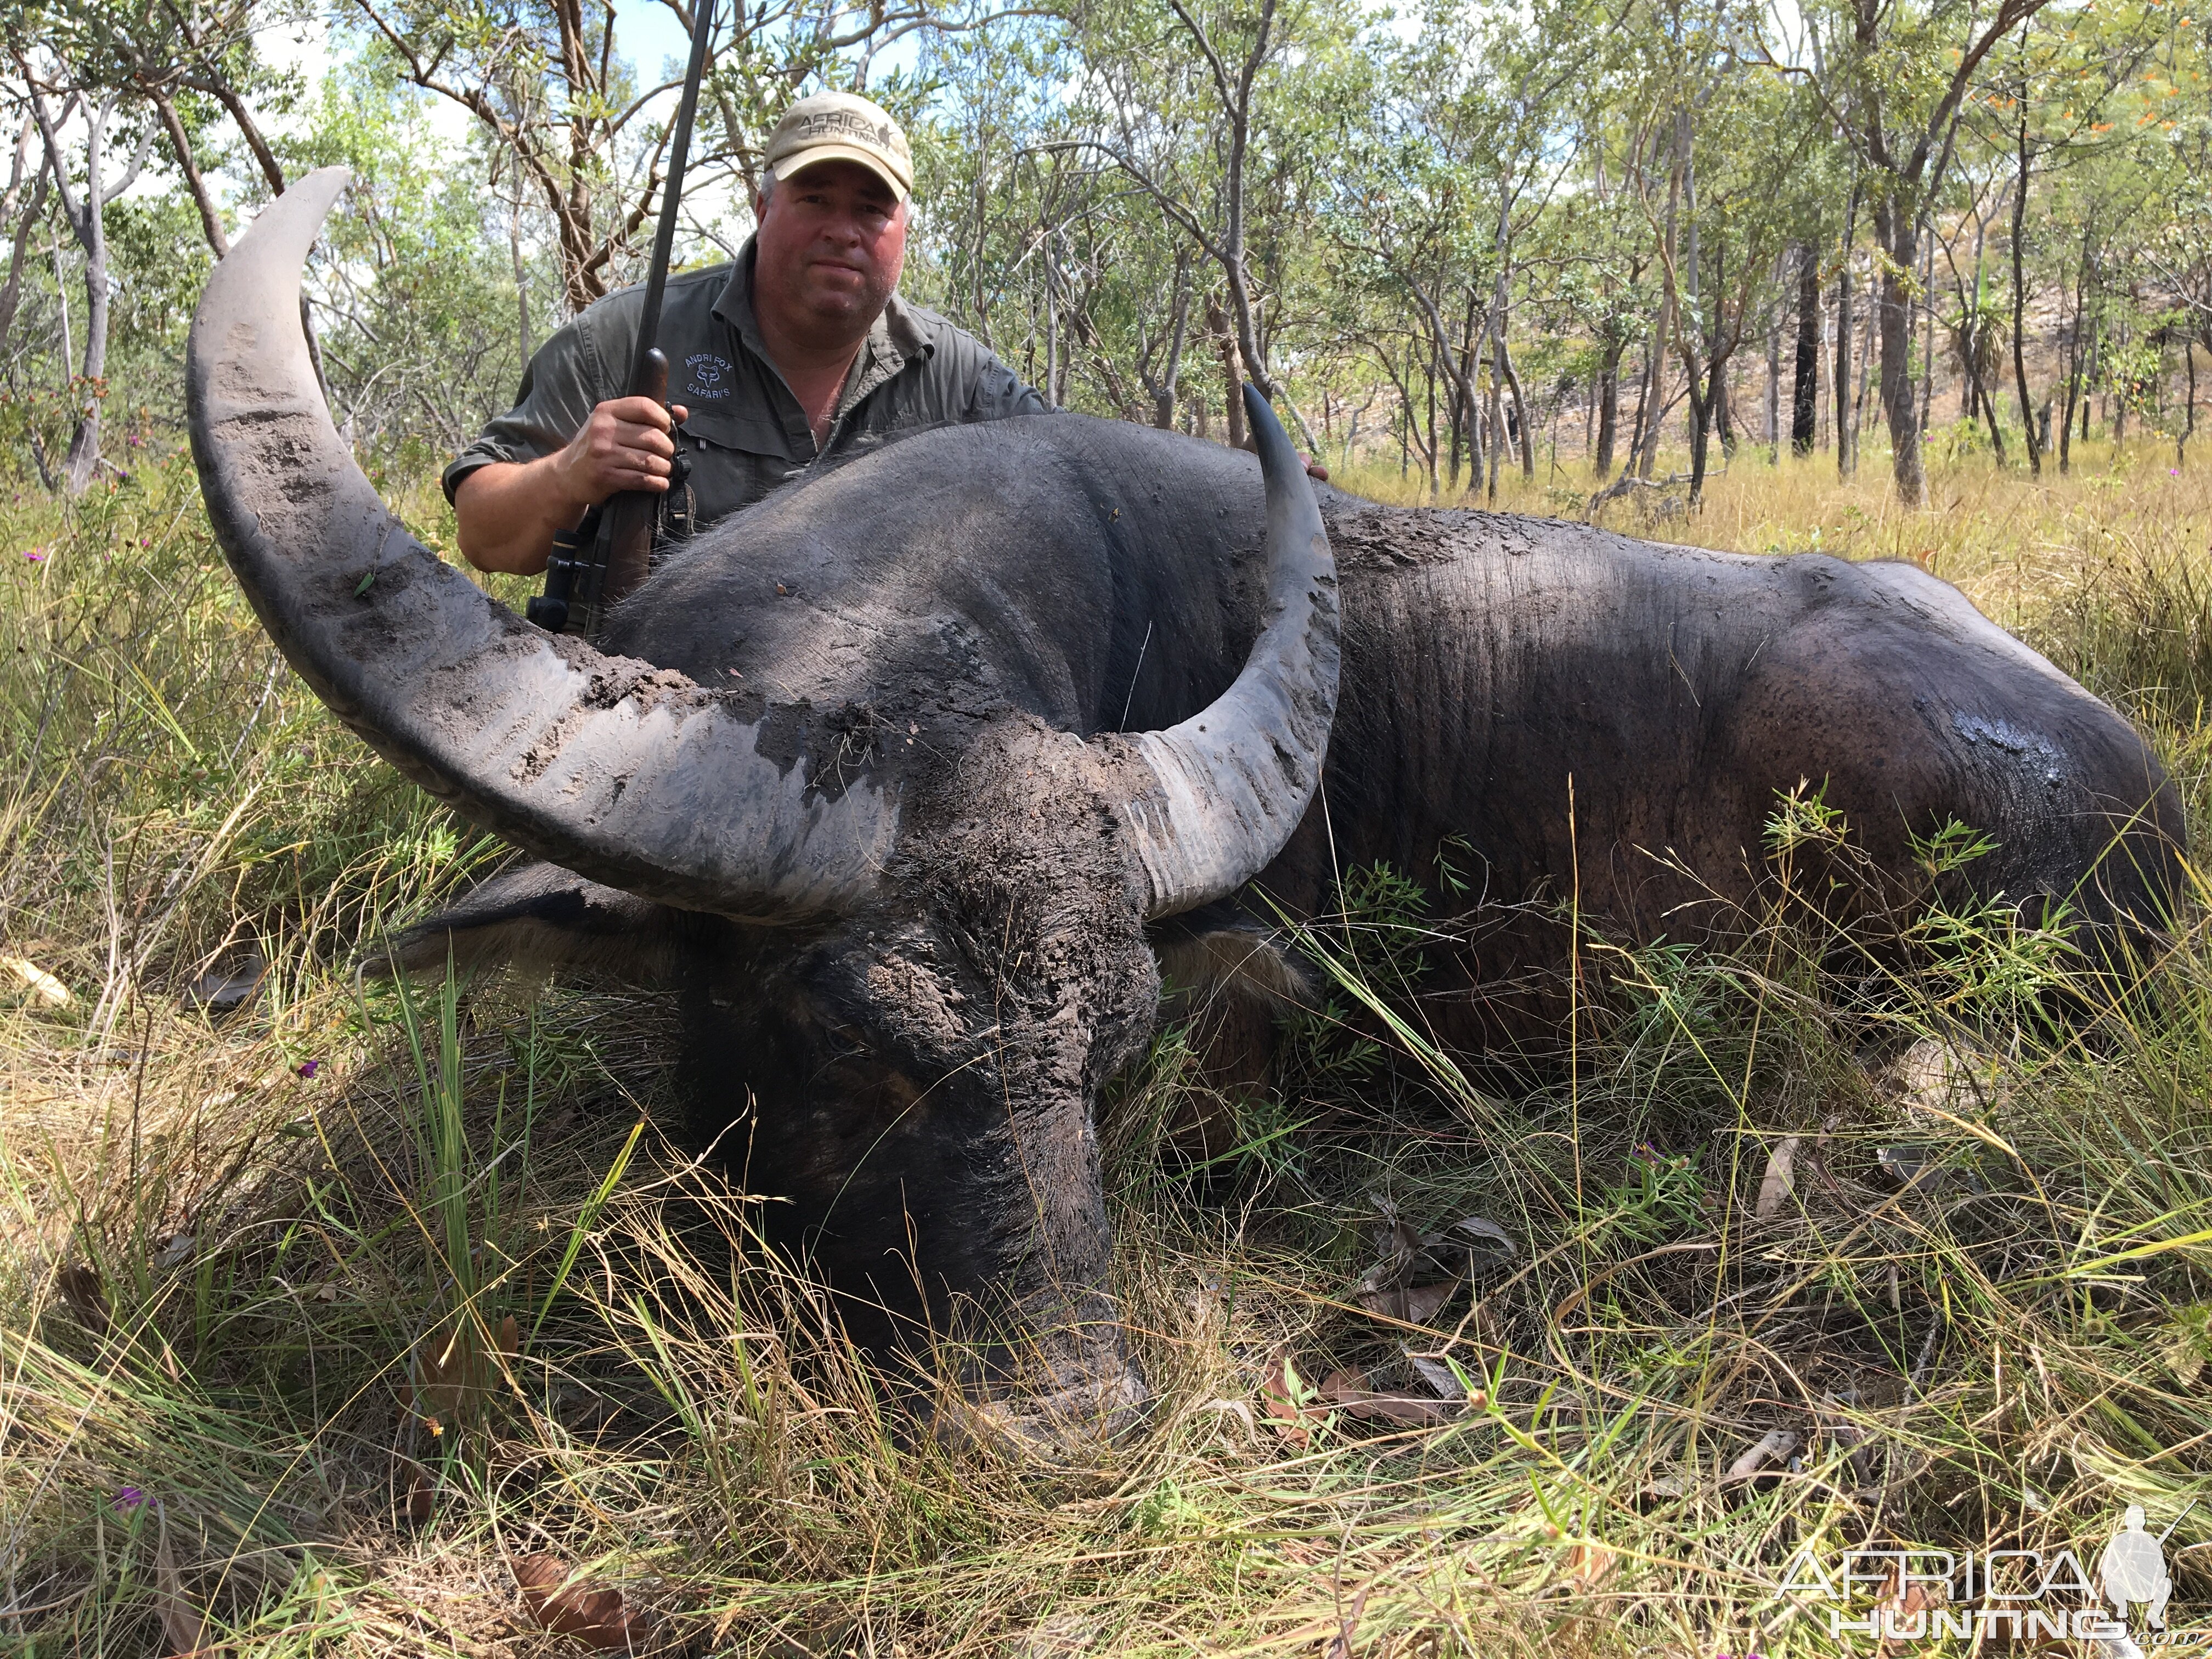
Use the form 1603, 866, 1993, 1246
753, 160, 907, 341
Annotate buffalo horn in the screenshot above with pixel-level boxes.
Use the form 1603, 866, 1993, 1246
187, 169, 892, 918
1116, 384, 1340, 917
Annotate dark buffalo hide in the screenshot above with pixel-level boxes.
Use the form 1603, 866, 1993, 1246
403, 417, 2183, 1391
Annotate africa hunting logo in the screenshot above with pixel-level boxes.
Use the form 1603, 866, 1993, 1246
1772, 1502, 2203, 1649
788, 108, 898, 150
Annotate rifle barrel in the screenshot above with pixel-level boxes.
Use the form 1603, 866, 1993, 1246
545, 0, 717, 639
628, 0, 718, 394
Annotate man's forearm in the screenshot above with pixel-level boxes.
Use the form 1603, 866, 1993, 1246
454, 455, 589, 576
454, 397, 687, 575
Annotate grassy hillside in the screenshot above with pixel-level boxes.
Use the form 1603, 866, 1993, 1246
3, 445, 2209, 1656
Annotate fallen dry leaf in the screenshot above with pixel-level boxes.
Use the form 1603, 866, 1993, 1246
1755, 1136, 1802, 1220
1200, 1397, 1257, 1441
397, 1457, 435, 1527
1876, 1564, 1942, 1656
1722, 1428, 1801, 1485
408, 1312, 515, 1424
1403, 1348, 1468, 1400
3, 955, 70, 1006
184, 950, 265, 1017
1354, 1278, 1460, 1324
55, 1261, 108, 1334
1562, 1538, 1617, 1587
514, 1552, 653, 1651
1441, 1214, 1518, 1264
1322, 1582, 1372, 1659
1318, 1368, 1460, 1427
1256, 1348, 1315, 1448
154, 1510, 211, 1656
1353, 1209, 1517, 1311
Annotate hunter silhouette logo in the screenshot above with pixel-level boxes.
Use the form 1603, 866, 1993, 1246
1776, 1500, 2203, 1648
2102, 1504, 2193, 1630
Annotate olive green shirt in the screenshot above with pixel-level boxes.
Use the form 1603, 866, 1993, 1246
443, 239, 1048, 529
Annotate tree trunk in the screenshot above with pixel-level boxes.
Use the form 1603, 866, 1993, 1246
1497, 327, 1534, 477
1626, 339, 1652, 472
1919, 234, 1936, 441
2011, 117, 2041, 476
1640, 157, 1680, 482
28, 93, 151, 494
1594, 338, 1622, 479
1835, 186, 1859, 477
62, 229, 106, 489
0, 120, 47, 352
153, 93, 228, 257
188, 75, 286, 193
1852, 272, 1876, 450
1792, 244, 1820, 454
1207, 295, 1245, 448
1875, 196, 1926, 505
1765, 274, 1781, 464
1141, 254, 1192, 429
2113, 325, 2129, 442
2183, 337, 2197, 469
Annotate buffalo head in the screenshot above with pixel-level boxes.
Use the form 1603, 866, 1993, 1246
187, 170, 1340, 1438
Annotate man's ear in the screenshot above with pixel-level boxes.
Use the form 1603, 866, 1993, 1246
373, 861, 709, 986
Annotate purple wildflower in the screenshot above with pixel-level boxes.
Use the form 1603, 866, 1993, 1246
113, 1486, 147, 1513
24, 550, 44, 562
296, 1059, 321, 1079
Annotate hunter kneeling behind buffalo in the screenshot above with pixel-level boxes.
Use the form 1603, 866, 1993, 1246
190, 159, 2181, 1443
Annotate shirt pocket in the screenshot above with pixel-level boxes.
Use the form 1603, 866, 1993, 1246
678, 408, 807, 525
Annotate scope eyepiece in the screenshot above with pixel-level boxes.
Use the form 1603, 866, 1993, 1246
527, 524, 589, 635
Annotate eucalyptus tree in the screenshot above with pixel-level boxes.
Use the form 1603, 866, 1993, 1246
349, 0, 1013, 312
1757, 0, 2059, 504
3, 7, 161, 491
1030, 0, 1356, 439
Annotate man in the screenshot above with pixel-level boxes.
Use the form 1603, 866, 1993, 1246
448, 91, 1046, 575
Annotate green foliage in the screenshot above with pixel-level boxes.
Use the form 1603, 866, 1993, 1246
1596, 1141, 1707, 1245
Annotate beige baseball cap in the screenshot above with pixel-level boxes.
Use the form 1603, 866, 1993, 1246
763, 91, 913, 203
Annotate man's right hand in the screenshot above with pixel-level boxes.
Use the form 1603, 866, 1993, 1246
455, 397, 690, 575
552, 396, 692, 503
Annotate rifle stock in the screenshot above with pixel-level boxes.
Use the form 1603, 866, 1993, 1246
565, 346, 670, 637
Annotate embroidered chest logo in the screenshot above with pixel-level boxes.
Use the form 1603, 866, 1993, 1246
686, 352, 735, 400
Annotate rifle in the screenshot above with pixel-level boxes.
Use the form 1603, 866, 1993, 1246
528, 0, 718, 639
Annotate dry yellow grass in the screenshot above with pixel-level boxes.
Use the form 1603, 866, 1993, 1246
5, 444, 2212, 1656
1339, 436, 2212, 623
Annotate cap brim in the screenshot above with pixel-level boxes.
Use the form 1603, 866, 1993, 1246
770, 144, 911, 203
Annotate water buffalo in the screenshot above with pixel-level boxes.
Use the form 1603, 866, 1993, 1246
190, 173, 2183, 1437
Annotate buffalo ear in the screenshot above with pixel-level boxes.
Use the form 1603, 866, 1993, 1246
1150, 907, 1313, 1014
375, 862, 706, 986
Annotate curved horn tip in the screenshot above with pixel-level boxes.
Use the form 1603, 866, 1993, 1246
241, 166, 353, 252
1241, 380, 1278, 435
